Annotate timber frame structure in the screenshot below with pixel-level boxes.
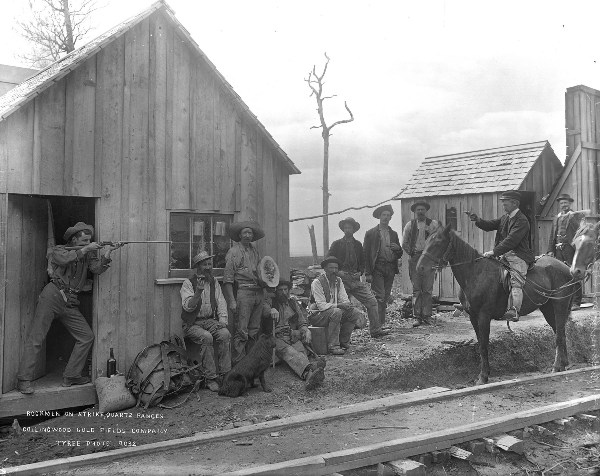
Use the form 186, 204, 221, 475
0, 0, 299, 416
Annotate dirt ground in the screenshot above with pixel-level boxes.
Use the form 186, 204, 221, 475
1, 286, 600, 472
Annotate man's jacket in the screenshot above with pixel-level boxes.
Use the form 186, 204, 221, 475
475, 210, 535, 264
328, 237, 364, 274
363, 225, 403, 275
547, 211, 584, 254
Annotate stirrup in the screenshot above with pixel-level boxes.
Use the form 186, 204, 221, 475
502, 307, 519, 322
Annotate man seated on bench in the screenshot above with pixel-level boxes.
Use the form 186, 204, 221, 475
308, 256, 361, 355
269, 280, 326, 390
180, 251, 231, 392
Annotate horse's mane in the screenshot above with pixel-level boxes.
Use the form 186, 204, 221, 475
446, 229, 481, 264
574, 221, 600, 240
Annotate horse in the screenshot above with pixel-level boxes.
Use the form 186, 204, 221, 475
417, 224, 576, 385
571, 221, 600, 280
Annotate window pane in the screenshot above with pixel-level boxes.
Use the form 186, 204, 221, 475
170, 242, 190, 270
192, 217, 212, 257
170, 214, 190, 243
212, 216, 231, 269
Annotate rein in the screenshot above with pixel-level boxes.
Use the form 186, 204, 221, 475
427, 232, 588, 300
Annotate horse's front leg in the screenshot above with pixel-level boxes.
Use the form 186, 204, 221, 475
476, 312, 491, 385
552, 303, 569, 372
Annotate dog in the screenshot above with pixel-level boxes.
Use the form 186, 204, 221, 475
219, 334, 276, 397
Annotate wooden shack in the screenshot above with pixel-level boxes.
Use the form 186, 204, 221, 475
396, 141, 562, 301
537, 85, 600, 231
0, 0, 299, 416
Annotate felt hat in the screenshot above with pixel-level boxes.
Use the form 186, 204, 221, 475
556, 193, 574, 203
373, 204, 394, 219
500, 190, 521, 202
338, 217, 360, 232
228, 221, 265, 242
276, 280, 293, 289
410, 201, 431, 212
320, 255, 341, 268
191, 251, 215, 267
63, 222, 94, 242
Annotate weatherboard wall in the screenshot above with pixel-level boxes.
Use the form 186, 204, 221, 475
0, 11, 293, 395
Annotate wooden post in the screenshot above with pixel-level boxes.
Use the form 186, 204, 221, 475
308, 224, 318, 264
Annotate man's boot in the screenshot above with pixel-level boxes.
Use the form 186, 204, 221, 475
305, 358, 326, 390
501, 306, 519, 322
17, 380, 34, 395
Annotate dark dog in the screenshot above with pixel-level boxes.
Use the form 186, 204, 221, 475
219, 334, 276, 397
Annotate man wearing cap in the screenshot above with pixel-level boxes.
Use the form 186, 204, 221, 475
308, 256, 361, 355
329, 217, 388, 338
17, 222, 122, 394
363, 204, 403, 326
180, 251, 230, 392
547, 193, 585, 310
269, 280, 326, 389
402, 201, 440, 327
468, 190, 535, 322
223, 220, 271, 365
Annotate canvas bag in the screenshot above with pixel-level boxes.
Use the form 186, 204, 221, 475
126, 340, 201, 409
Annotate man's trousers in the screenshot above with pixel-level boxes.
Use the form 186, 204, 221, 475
183, 321, 231, 380
308, 306, 360, 348
232, 288, 268, 365
339, 272, 382, 335
18, 283, 94, 382
408, 252, 436, 319
371, 261, 396, 325
275, 339, 309, 378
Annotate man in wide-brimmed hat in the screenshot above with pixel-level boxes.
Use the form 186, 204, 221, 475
329, 217, 388, 338
17, 222, 123, 394
180, 251, 230, 391
401, 200, 440, 326
547, 193, 585, 310
363, 204, 403, 327
268, 280, 326, 389
468, 190, 535, 322
223, 220, 271, 365
308, 256, 361, 355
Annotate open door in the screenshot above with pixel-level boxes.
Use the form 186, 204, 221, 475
2, 195, 95, 394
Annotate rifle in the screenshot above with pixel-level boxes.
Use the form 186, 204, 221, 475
65, 241, 171, 250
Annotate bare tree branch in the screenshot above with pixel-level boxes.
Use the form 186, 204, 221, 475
15, 0, 102, 67
305, 53, 355, 255
329, 101, 355, 130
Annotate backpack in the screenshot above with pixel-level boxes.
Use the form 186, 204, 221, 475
126, 339, 202, 409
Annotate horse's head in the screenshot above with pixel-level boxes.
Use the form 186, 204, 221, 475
417, 223, 451, 273
571, 221, 600, 279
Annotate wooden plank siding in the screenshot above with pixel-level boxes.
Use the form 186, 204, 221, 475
0, 9, 295, 398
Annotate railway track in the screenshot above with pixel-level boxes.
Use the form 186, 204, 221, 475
4, 366, 600, 475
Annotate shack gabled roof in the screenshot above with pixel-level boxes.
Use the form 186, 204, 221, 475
397, 140, 553, 199
0, 0, 300, 174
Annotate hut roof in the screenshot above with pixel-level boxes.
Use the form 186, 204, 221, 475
397, 140, 552, 198
0, 0, 300, 174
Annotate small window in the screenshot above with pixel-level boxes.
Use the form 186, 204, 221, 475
446, 206, 457, 230
169, 213, 232, 275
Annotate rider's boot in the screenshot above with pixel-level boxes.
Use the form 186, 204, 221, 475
502, 306, 519, 322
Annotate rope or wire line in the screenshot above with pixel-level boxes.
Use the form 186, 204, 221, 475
288, 187, 407, 223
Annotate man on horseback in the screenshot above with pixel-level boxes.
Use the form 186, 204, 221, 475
468, 190, 535, 322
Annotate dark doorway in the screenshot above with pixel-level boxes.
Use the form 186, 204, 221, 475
518, 191, 536, 251
45, 197, 96, 380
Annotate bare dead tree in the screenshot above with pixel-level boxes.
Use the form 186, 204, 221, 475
305, 53, 354, 256
16, 0, 100, 68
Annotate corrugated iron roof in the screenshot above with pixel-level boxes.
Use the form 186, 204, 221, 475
0, 0, 300, 174
397, 141, 550, 198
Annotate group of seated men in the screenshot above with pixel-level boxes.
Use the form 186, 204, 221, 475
180, 210, 405, 393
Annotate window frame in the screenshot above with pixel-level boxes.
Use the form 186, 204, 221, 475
168, 212, 233, 278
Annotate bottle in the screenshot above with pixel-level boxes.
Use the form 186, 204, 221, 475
107, 348, 117, 377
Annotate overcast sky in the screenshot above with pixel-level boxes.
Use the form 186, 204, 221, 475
1, 0, 599, 256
